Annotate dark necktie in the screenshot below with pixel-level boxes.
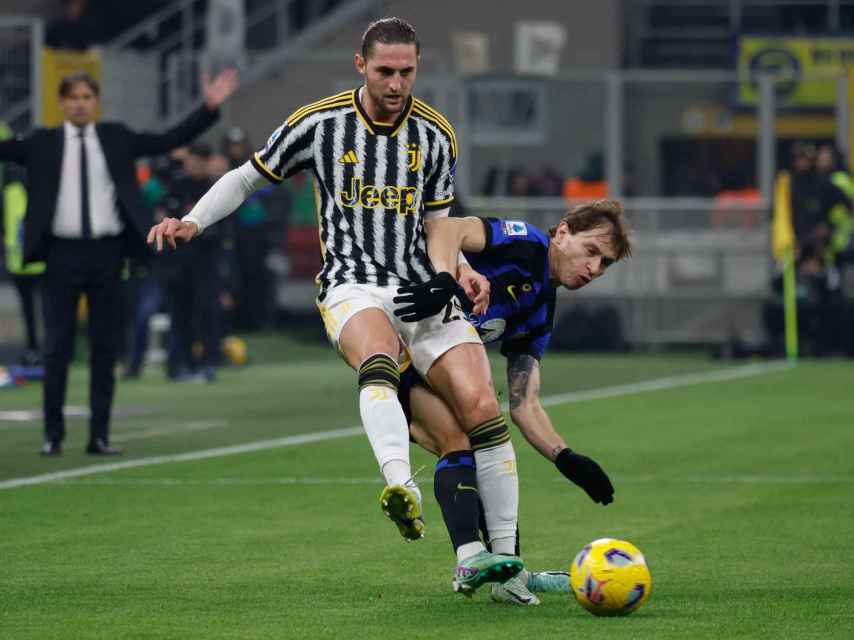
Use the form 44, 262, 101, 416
79, 129, 92, 239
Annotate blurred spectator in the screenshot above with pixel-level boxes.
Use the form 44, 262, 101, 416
787, 142, 827, 258
46, 0, 99, 51
526, 166, 563, 197
1, 121, 44, 366
220, 127, 274, 330
159, 144, 230, 381
563, 152, 607, 201
123, 156, 178, 379
3, 166, 45, 366
765, 141, 854, 356
480, 166, 499, 195
815, 144, 854, 265
506, 168, 529, 197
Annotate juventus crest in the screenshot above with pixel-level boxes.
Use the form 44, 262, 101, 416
407, 143, 421, 172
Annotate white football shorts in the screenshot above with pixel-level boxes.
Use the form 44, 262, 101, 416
317, 282, 482, 376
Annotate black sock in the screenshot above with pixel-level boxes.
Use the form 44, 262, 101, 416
434, 450, 481, 553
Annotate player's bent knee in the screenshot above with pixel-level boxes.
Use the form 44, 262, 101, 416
452, 388, 500, 428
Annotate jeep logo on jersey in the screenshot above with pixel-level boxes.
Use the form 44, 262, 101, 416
471, 317, 506, 343
340, 177, 418, 215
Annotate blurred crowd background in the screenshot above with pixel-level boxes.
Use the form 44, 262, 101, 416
2, 0, 854, 386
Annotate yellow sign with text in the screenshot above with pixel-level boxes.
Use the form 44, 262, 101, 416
41, 48, 102, 127
737, 36, 854, 108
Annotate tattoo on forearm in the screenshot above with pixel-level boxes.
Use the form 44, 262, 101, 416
508, 354, 537, 410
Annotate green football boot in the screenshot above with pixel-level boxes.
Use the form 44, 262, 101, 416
379, 484, 425, 541
527, 570, 571, 593
452, 550, 524, 596
490, 575, 541, 606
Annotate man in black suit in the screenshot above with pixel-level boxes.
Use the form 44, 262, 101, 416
0, 69, 238, 456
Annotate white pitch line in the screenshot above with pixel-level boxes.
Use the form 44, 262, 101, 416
0, 427, 363, 490
530, 360, 793, 410
111, 420, 228, 443
46, 473, 854, 487
0, 361, 792, 491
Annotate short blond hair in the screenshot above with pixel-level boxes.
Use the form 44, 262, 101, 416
549, 199, 632, 260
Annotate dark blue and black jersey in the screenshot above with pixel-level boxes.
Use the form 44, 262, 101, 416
462, 217, 556, 361
400, 217, 556, 425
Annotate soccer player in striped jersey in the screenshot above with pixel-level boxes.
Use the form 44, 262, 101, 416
148, 17, 525, 594
396, 200, 632, 603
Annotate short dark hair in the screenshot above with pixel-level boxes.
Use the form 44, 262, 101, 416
361, 17, 420, 59
58, 71, 99, 98
549, 199, 632, 261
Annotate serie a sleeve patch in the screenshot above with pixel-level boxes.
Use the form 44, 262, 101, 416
503, 220, 528, 237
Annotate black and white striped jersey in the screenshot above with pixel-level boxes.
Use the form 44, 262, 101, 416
251, 88, 457, 299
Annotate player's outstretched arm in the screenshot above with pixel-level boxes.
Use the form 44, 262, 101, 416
147, 160, 267, 252
506, 352, 614, 505
423, 211, 491, 313
423, 216, 487, 275
427, 215, 491, 314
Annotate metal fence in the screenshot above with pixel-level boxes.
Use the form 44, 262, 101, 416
0, 17, 42, 131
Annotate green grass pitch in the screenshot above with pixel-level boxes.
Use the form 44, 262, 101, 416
1, 336, 852, 639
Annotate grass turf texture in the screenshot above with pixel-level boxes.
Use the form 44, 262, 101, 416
1, 336, 852, 639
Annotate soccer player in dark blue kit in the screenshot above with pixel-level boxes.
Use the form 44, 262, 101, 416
393, 199, 632, 604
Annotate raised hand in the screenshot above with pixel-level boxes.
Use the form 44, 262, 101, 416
203, 68, 239, 109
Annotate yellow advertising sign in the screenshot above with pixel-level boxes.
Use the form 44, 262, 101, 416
737, 36, 854, 108
41, 47, 102, 127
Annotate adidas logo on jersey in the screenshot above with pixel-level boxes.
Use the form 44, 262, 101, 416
339, 150, 359, 164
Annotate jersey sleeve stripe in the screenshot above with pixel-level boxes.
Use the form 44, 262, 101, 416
286, 98, 352, 127
413, 100, 458, 150
413, 108, 457, 158
285, 92, 350, 126
286, 90, 352, 121
413, 104, 457, 150
412, 105, 457, 157
413, 98, 454, 130
251, 152, 284, 183
423, 196, 455, 210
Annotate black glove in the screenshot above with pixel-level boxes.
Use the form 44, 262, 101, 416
393, 272, 474, 322
555, 448, 614, 505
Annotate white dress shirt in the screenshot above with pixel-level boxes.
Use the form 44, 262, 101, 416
52, 121, 124, 238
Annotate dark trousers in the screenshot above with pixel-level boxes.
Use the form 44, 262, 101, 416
125, 270, 165, 375
164, 242, 223, 374
42, 237, 123, 444
12, 274, 41, 351
234, 225, 270, 331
